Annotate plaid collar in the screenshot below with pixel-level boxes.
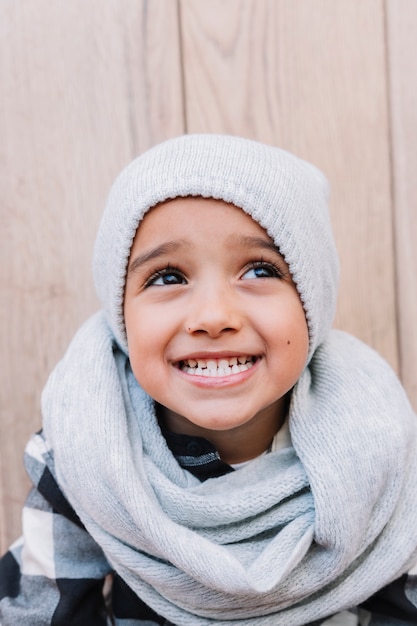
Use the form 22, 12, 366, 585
162, 429, 234, 481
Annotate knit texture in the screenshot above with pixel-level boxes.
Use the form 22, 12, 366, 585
93, 134, 339, 360
41, 136, 417, 624
42, 312, 417, 625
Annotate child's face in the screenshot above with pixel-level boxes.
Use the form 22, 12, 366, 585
124, 197, 308, 440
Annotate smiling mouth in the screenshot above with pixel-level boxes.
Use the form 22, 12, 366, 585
178, 356, 258, 377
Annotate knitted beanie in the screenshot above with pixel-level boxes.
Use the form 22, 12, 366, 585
93, 134, 339, 360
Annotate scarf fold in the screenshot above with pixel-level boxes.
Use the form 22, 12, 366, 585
42, 311, 417, 625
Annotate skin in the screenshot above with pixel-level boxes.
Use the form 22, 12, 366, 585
124, 197, 309, 464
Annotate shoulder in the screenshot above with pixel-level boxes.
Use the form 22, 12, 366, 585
24, 430, 83, 528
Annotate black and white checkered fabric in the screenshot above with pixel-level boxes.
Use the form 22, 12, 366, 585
1, 431, 417, 625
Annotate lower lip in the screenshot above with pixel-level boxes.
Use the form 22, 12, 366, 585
174, 359, 260, 388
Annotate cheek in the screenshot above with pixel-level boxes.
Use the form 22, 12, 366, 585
287, 308, 309, 348
125, 309, 153, 362
124, 306, 172, 386
125, 304, 162, 348
288, 315, 309, 365
127, 338, 161, 400
265, 300, 309, 365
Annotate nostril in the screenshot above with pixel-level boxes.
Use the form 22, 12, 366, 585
184, 306, 242, 336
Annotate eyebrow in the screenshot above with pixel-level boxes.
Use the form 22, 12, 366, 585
227, 234, 282, 257
127, 234, 282, 275
127, 241, 187, 275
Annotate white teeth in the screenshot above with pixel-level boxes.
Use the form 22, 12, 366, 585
180, 356, 256, 377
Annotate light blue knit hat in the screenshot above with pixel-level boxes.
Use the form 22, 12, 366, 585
93, 134, 339, 361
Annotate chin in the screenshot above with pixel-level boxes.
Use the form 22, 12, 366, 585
185, 414, 252, 433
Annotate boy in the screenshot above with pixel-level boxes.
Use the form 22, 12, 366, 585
1, 134, 417, 625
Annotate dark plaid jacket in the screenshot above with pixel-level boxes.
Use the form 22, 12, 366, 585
1, 430, 417, 625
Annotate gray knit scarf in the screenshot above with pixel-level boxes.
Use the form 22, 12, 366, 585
42, 310, 417, 625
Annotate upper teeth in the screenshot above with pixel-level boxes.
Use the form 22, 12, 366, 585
180, 356, 255, 377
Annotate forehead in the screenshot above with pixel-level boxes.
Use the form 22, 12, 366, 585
131, 196, 272, 249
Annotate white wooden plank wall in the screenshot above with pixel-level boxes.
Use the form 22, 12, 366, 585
0, 0, 184, 550
386, 0, 417, 405
1, 0, 416, 551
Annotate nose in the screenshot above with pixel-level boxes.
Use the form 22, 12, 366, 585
185, 283, 242, 338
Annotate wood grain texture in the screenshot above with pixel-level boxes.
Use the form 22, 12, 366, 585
0, 0, 183, 551
180, 0, 398, 368
385, 0, 417, 410
2, 0, 416, 556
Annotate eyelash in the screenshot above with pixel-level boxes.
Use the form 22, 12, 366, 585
244, 260, 286, 280
144, 265, 185, 288
143, 259, 286, 288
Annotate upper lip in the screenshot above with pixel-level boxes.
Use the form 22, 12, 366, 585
173, 350, 258, 363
